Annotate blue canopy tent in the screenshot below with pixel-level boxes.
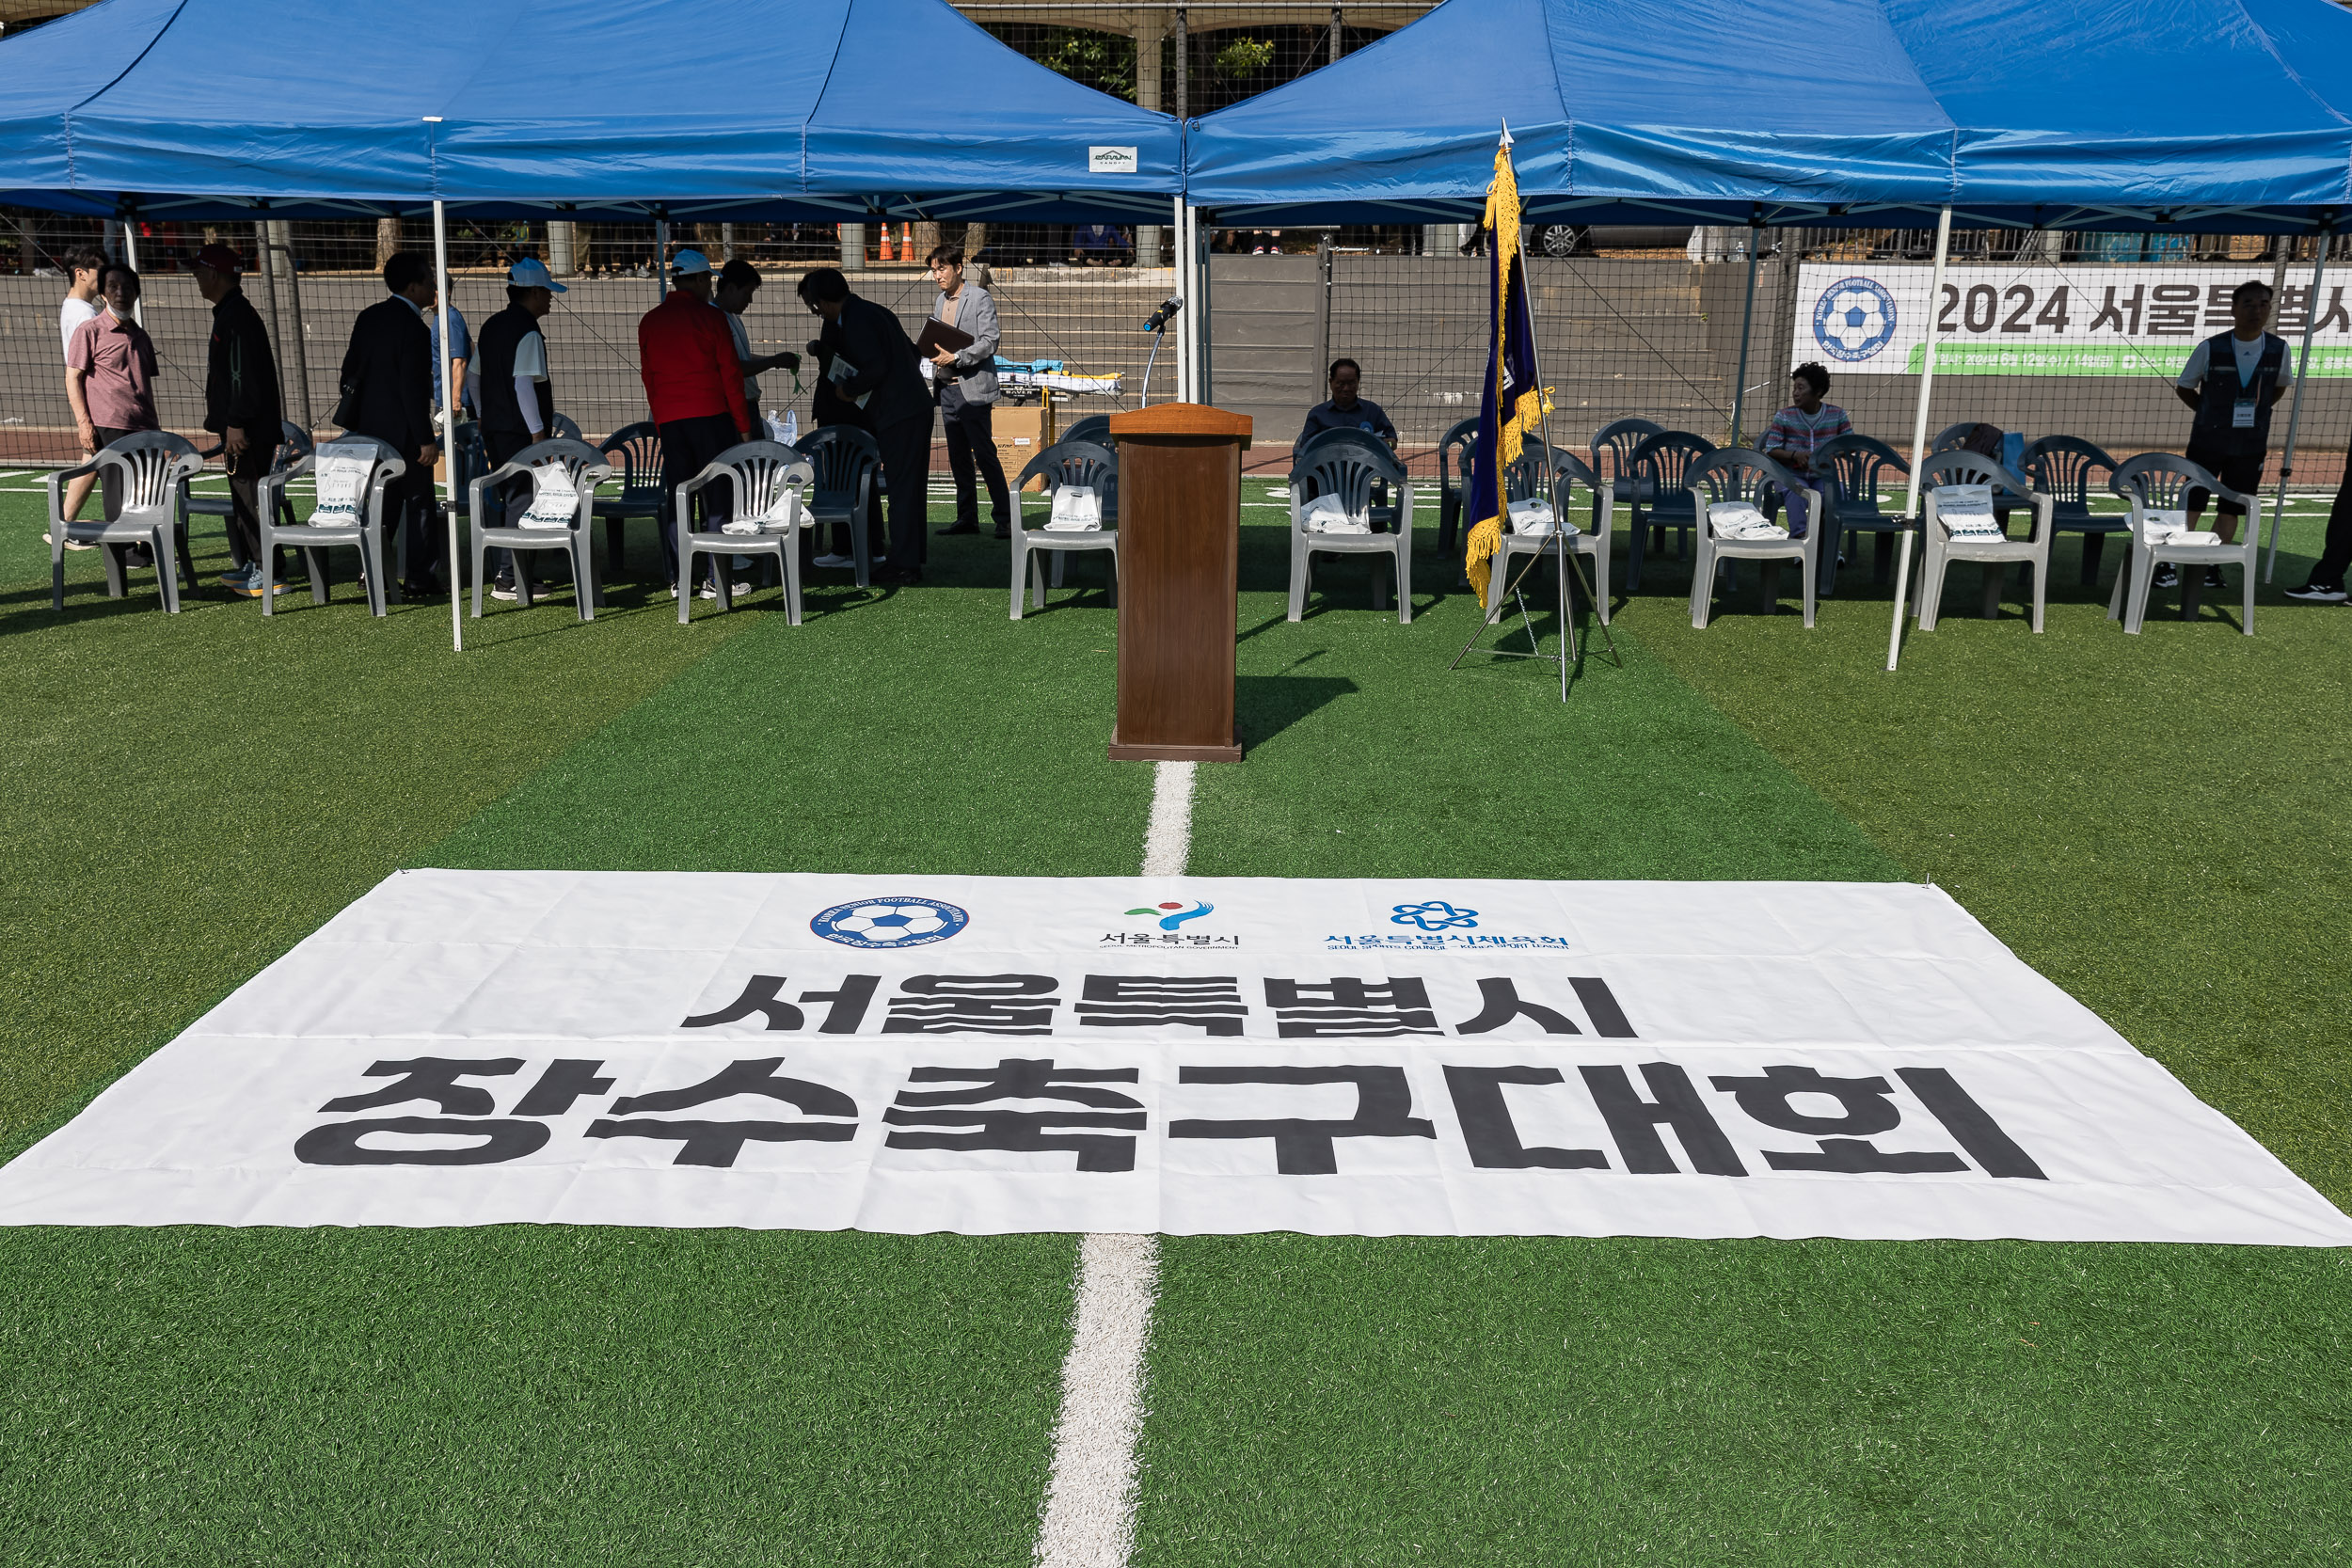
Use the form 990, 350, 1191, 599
1185, 0, 2352, 664
0, 0, 1181, 223
1184, 0, 2352, 234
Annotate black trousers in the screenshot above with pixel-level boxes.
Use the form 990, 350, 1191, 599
2308, 459, 2352, 588
873, 412, 932, 569
942, 399, 1010, 530
658, 413, 739, 583
389, 466, 439, 590
222, 439, 279, 570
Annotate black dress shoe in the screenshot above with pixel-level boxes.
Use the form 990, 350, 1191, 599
993, 524, 1011, 540
876, 565, 925, 586
936, 522, 980, 536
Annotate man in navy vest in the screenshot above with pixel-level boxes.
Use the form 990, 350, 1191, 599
475, 257, 565, 600
2171, 278, 2291, 591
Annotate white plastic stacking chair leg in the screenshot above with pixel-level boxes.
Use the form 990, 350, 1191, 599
1394, 534, 1413, 626
2122, 549, 2156, 635
572, 530, 597, 621
1689, 532, 1715, 628
1800, 541, 1819, 628
1008, 531, 1027, 620
1029, 550, 1048, 611
2029, 557, 2048, 633
1287, 533, 1311, 622
2241, 562, 2256, 636
1917, 534, 1948, 631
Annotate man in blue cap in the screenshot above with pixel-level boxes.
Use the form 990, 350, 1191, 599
476, 256, 567, 599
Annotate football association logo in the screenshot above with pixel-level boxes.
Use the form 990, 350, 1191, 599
810, 897, 970, 949
1813, 277, 1897, 363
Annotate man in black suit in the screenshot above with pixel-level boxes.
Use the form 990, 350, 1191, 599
339, 250, 441, 596
797, 266, 930, 583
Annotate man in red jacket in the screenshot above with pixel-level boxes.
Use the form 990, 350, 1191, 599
638, 248, 749, 595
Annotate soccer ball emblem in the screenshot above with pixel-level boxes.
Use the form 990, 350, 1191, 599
1813, 277, 1897, 363
810, 896, 969, 949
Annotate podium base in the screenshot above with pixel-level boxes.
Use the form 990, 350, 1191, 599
1107, 729, 1242, 764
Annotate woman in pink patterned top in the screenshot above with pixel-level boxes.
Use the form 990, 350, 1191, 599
1761, 361, 1851, 536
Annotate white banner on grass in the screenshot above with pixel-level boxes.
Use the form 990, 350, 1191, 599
1796, 262, 2352, 377
1, 871, 2344, 1245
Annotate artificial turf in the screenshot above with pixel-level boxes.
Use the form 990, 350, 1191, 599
0, 472, 2347, 1564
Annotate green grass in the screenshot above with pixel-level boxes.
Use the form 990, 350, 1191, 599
1, 471, 2348, 1564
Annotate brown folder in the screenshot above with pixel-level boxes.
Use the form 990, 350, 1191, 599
915, 316, 976, 357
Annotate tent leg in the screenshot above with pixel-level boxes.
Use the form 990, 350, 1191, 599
1888, 205, 1952, 673
655, 217, 670, 301
2266, 234, 2330, 583
435, 198, 461, 654
1728, 217, 1760, 448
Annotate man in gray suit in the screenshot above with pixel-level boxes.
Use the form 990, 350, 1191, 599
798, 265, 930, 583
925, 245, 1011, 539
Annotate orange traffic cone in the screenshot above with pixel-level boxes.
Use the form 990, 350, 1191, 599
900, 222, 914, 261
879, 224, 894, 262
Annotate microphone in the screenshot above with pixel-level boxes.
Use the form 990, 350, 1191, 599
1144, 295, 1184, 333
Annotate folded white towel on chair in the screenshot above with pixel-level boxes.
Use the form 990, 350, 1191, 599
520, 463, 580, 530
1933, 483, 2004, 541
1045, 484, 1104, 531
1506, 497, 1556, 537
311, 442, 377, 526
1708, 500, 1788, 542
1302, 493, 1371, 534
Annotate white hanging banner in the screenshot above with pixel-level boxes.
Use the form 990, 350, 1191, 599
2, 872, 2343, 1244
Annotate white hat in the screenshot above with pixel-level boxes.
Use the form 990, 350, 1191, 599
670, 249, 713, 277
508, 257, 568, 293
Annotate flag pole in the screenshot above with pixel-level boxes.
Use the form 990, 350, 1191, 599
2265, 228, 2331, 582
1887, 205, 1951, 673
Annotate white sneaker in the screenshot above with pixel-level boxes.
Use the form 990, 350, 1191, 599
698, 582, 719, 599
813, 553, 851, 569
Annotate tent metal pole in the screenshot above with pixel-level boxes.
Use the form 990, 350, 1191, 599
1727, 218, 1759, 448
2265, 232, 2330, 583
1198, 209, 1214, 405
655, 217, 669, 301
120, 219, 145, 327
435, 199, 461, 654
1888, 204, 1952, 673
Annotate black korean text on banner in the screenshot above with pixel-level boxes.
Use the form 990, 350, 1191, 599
885, 1058, 1147, 1171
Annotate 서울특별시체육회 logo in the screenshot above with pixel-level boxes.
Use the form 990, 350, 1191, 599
811, 897, 970, 949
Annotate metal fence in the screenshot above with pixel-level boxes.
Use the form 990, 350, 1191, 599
2, 211, 2345, 499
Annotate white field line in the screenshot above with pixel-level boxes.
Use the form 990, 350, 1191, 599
1032, 760, 1192, 1568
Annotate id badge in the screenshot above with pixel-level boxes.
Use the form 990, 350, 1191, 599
2233, 395, 2258, 429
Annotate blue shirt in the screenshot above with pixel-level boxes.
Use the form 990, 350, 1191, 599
1298, 396, 1396, 447
429, 304, 474, 413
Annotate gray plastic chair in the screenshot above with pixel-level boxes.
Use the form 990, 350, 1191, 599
1914, 450, 2056, 632
593, 421, 664, 577
1436, 415, 1478, 555
1623, 430, 1714, 590
1484, 449, 1613, 628
1813, 434, 1911, 593
467, 437, 610, 620
1299, 425, 1402, 531
1010, 439, 1119, 619
255, 436, 406, 616
548, 413, 585, 442
674, 440, 814, 626
2024, 436, 2122, 585
1590, 418, 1664, 512
1287, 431, 1416, 623
46, 431, 203, 613
795, 425, 882, 588
1061, 413, 1113, 448
1688, 449, 1821, 628
1930, 420, 1986, 455
2106, 453, 2259, 636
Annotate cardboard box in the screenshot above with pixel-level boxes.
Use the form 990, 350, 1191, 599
993, 403, 1045, 492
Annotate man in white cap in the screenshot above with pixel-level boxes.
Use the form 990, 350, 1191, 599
476, 256, 567, 600
638, 247, 748, 595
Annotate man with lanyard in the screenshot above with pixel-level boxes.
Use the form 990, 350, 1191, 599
1760, 361, 1851, 538
53, 245, 105, 538
474, 258, 566, 601
191, 244, 285, 597
2174, 278, 2290, 592
712, 259, 800, 439
638, 249, 751, 597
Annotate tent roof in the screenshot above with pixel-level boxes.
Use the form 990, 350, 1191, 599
1185, 0, 2352, 231
0, 0, 1181, 221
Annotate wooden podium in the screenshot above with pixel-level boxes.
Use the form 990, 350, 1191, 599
1106, 404, 1251, 763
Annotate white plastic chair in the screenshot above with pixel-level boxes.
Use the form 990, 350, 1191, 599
674, 440, 815, 625
1484, 448, 1613, 628
2106, 453, 2259, 636
46, 431, 203, 613
1010, 439, 1119, 620
1688, 449, 1820, 629
255, 436, 406, 616
1915, 451, 2056, 632
467, 437, 611, 620
1287, 431, 1416, 623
